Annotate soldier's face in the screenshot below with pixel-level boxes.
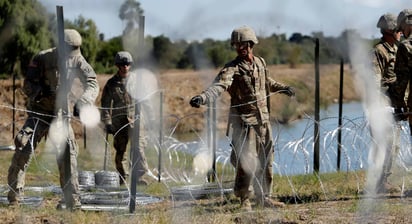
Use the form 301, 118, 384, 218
394, 30, 402, 41
117, 63, 131, 77
234, 41, 251, 58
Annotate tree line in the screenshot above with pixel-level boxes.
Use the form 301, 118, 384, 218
0, 0, 377, 78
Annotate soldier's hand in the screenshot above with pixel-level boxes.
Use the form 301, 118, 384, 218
105, 124, 115, 134
283, 87, 295, 97
190, 95, 203, 108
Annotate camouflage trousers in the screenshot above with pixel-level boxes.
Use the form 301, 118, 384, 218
7, 112, 80, 208
113, 124, 148, 182
378, 122, 401, 185
230, 122, 274, 201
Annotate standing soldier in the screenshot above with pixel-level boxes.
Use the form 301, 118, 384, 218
101, 51, 151, 186
7, 29, 99, 210
394, 9, 412, 132
189, 26, 294, 211
372, 13, 402, 193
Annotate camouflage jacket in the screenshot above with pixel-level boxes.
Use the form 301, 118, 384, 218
24, 47, 99, 114
372, 40, 397, 88
100, 72, 155, 131
199, 55, 290, 125
394, 35, 412, 108
100, 73, 134, 127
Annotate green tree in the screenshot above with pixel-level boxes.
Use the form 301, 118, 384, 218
95, 36, 122, 74
204, 39, 235, 68
254, 35, 278, 64
152, 35, 182, 69
0, 0, 51, 77
287, 44, 302, 68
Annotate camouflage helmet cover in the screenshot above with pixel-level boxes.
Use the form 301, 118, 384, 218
64, 29, 82, 46
230, 26, 258, 46
377, 13, 397, 31
397, 9, 412, 28
115, 51, 133, 64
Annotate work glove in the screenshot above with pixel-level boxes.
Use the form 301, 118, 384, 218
105, 124, 115, 134
73, 103, 80, 117
283, 86, 295, 97
190, 95, 203, 108
394, 107, 408, 121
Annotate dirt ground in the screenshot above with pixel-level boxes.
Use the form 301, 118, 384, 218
1, 191, 412, 224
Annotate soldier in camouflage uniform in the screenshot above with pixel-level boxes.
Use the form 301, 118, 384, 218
373, 13, 401, 102
7, 29, 99, 209
394, 9, 412, 131
372, 13, 402, 193
190, 26, 294, 211
101, 51, 150, 186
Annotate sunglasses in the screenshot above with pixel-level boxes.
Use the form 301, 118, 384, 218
117, 62, 131, 66
233, 41, 250, 49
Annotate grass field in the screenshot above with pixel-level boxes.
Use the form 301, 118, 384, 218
4, 65, 412, 223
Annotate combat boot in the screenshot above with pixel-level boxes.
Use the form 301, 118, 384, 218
73, 198, 82, 211
7, 188, 23, 206
240, 197, 252, 212
255, 196, 285, 208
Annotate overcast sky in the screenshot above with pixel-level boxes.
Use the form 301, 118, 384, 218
39, 0, 410, 41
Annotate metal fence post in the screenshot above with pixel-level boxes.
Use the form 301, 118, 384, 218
314, 38, 320, 173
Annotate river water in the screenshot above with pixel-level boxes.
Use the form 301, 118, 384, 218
210, 101, 371, 176
272, 101, 369, 175
165, 101, 412, 178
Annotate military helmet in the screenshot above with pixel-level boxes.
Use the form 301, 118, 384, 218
377, 13, 397, 31
230, 26, 258, 46
397, 9, 412, 28
114, 51, 133, 65
64, 29, 82, 46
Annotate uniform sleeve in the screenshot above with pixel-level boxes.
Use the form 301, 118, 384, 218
76, 57, 99, 106
372, 48, 384, 88
100, 80, 113, 125
393, 44, 410, 108
23, 54, 42, 98
266, 74, 289, 93
200, 66, 235, 104
259, 57, 290, 93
